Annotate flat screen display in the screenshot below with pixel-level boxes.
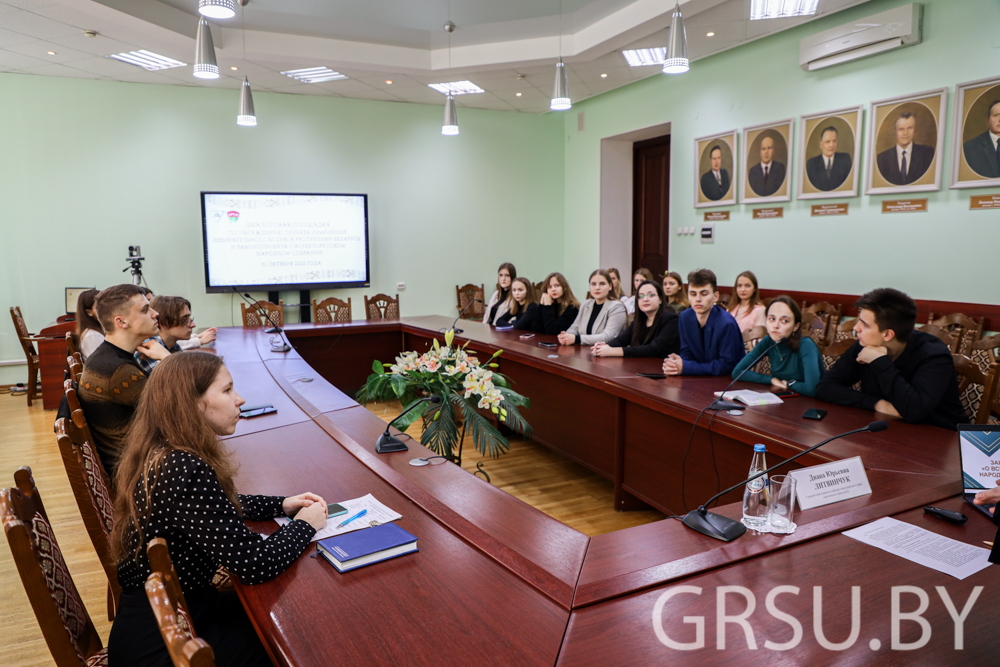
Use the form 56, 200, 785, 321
201, 192, 370, 293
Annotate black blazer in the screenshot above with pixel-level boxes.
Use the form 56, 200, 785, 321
607, 308, 680, 358
875, 143, 935, 185
805, 152, 852, 191
532, 303, 579, 335
747, 160, 786, 197
496, 302, 538, 330
963, 131, 1000, 178
700, 169, 730, 201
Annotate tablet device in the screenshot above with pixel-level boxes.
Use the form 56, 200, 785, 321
958, 424, 1000, 518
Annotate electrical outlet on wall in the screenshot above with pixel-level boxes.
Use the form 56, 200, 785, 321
397, 282, 406, 290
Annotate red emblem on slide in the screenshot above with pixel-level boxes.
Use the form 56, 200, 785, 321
227, 210, 240, 222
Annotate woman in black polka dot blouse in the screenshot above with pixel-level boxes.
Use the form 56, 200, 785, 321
107, 352, 328, 667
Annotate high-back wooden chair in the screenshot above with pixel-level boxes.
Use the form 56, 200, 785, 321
456, 284, 485, 320
66, 331, 79, 358
10, 306, 44, 406
802, 301, 843, 346
240, 300, 283, 328
802, 313, 828, 347
68, 354, 83, 386
742, 326, 768, 354
953, 355, 1000, 425
364, 293, 400, 321
832, 318, 858, 343
820, 338, 856, 371
929, 313, 983, 356
970, 333, 1000, 374
55, 415, 119, 620
918, 323, 959, 353
146, 537, 216, 667
312, 297, 352, 324
1, 467, 108, 666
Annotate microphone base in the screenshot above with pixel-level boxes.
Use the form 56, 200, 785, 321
375, 432, 409, 454
681, 509, 747, 542
709, 399, 743, 411
270, 343, 291, 353
451, 328, 464, 334
266, 327, 281, 334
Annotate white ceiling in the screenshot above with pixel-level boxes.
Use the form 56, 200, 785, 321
0, 0, 872, 114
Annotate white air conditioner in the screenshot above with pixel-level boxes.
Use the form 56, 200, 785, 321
800, 3, 922, 71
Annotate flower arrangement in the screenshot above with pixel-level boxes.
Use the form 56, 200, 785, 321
356, 330, 531, 461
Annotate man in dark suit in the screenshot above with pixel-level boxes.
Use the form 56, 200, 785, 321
699, 145, 730, 201
805, 126, 853, 191
875, 111, 935, 185
747, 136, 786, 197
963, 99, 1000, 179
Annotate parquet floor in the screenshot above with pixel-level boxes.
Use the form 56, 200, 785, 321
0, 394, 662, 665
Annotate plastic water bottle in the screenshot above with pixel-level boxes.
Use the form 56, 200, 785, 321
742, 444, 770, 529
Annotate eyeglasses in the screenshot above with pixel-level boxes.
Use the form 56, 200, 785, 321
637, 293, 658, 300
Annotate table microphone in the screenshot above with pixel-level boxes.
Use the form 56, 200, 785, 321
709, 336, 784, 411
681, 420, 888, 542
376, 396, 443, 453
232, 287, 291, 352
444, 298, 482, 335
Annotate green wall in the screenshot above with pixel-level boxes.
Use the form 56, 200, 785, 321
0, 75, 564, 383
562, 0, 1000, 298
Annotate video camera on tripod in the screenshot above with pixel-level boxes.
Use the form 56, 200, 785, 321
124, 245, 146, 286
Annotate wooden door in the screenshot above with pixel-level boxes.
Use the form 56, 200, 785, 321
632, 135, 671, 279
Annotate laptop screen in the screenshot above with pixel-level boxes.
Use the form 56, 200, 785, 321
959, 425, 1000, 496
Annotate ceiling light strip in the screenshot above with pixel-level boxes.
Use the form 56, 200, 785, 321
428, 81, 484, 95
108, 50, 186, 71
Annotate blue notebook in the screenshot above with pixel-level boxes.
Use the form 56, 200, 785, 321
316, 523, 418, 572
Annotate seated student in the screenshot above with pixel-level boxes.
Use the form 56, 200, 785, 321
662, 271, 690, 314
557, 270, 627, 346
592, 281, 679, 358
816, 287, 968, 430
132, 295, 197, 374
532, 272, 580, 335
663, 269, 744, 376
74, 289, 104, 362
731, 296, 825, 397
728, 270, 767, 332
496, 278, 538, 329
483, 262, 516, 325
621, 268, 655, 315
607, 268, 625, 302
108, 352, 327, 667
78, 284, 168, 476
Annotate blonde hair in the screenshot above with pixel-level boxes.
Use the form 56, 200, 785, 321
607, 268, 624, 300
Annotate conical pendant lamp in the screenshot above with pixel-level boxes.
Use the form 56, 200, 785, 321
550, 59, 571, 110
442, 93, 458, 135
237, 77, 256, 126
193, 18, 219, 79
662, 2, 689, 74
199, 0, 235, 19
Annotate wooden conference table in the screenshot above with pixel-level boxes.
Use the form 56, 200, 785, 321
212, 316, 998, 664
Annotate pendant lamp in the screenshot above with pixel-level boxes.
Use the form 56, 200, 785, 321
193, 18, 219, 79
662, 2, 689, 74
550, 59, 571, 110
199, 0, 236, 19
442, 94, 458, 135
238, 77, 256, 126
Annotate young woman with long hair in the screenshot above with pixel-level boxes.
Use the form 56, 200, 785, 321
74, 288, 104, 361
662, 272, 689, 314
532, 272, 580, 335
496, 277, 538, 329
483, 262, 516, 325
592, 281, 680, 358
557, 269, 627, 346
107, 352, 328, 667
731, 295, 825, 397
620, 268, 655, 315
607, 268, 625, 301
728, 270, 766, 332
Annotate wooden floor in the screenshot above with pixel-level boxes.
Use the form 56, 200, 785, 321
1, 394, 662, 666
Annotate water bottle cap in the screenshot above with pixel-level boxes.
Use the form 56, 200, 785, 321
753, 444, 766, 452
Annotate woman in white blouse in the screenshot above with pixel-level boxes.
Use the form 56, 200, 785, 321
75, 289, 105, 361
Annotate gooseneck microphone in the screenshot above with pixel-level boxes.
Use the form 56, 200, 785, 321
710, 335, 784, 411
376, 395, 443, 454
232, 287, 291, 352
681, 420, 888, 542
443, 298, 483, 335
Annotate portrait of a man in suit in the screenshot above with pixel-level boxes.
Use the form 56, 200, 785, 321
875, 111, 935, 185
747, 136, 786, 197
700, 145, 730, 201
963, 99, 1000, 179
805, 126, 852, 191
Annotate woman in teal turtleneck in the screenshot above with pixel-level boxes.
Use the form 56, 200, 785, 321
731, 295, 825, 397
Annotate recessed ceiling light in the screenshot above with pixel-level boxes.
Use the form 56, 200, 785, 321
750, 0, 819, 20
622, 48, 667, 67
46, 51, 56, 55
706, 32, 715, 37
428, 81, 484, 95
516, 92, 522, 97
385, 80, 393, 84
231, 66, 238, 71
600, 73, 608, 78
280, 67, 348, 83
108, 50, 186, 71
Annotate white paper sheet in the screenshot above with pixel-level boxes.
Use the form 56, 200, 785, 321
274, 493, 402, 542
842, 517, 992, 580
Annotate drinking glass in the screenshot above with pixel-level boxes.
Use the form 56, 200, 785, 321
768, 475, 797, 534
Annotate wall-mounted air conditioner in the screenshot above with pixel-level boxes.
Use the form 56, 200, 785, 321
800, 3, 922, 72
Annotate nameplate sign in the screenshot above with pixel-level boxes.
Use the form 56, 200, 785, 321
704, 211, 730, 221
970, 194, 1000, 210
811, 203, 849, 217
752, 207, 783, 219
788, 456, 872, 510
881, 199, 928, 213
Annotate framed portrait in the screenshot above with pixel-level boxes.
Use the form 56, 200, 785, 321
797, 106, 863, 200
951, 77, 1000, 189
865, 88, 947, 195
740, 119, 793, 204
693, 130, 737, 208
